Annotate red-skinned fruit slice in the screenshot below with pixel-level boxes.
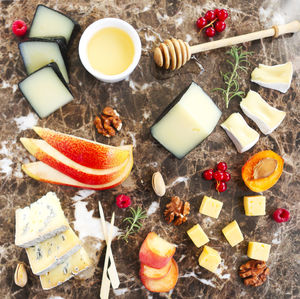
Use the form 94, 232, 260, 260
21, 150, 133, 190
33, 126, 130, 169
140, 260, 172, 280
20, 138, 132, 185
140, 258, 179, 293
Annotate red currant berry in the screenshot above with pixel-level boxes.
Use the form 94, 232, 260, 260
196, 17, 207, 29
116, 194, 131, 209
203, 169, 214, 180
205, 27, 216, 37
217, 9, 228, 21
204, 10, 216, 22
222, 172, 231, 182
214, 9, 220, 16
216, 181, 227, 192
213, 170, 224, 181
215, 21, 226, 32
272, 208, 290, 223
12, 20, 27, 37
217, 162, 227, 171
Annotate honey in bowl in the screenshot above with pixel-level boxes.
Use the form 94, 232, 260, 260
87, 27, 135, 76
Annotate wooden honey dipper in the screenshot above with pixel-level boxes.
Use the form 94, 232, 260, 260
154, 20, 300, 70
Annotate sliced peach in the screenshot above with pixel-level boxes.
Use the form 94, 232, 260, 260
140, 258, 178, 293
33, 126, 130, 169
20, 138, 132, 185
139, 232, 176, 269
140, 260, 172, 280
21, 150, 133, 190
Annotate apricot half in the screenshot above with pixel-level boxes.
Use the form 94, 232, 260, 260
242, 150, 284, 192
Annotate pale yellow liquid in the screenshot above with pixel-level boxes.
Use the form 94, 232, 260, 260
87, 27, 135, 76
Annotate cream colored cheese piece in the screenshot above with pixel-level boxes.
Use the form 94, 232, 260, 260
240, 90, 286, 135
222, 220, 244, 247
187, 224, 209, 248
26, 227, 81, 275
251, 61, 293, 93
40, 247, 91, 290
247, 241, 271, 261
221, 113, 259, 153
198, 245, 221, 273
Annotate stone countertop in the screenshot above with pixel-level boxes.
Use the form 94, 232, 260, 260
0, 0, 299, 298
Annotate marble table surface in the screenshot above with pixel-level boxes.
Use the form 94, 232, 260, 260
0, 0, 299, 298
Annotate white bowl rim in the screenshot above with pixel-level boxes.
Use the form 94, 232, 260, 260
78, 18, 141, 82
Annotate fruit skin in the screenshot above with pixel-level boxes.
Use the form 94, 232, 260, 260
12, 20, 27, 36
203, 169, 214, 180
215, 21, 226, 32
242, 150, 284, 192
116, 194, 131, 208
139, 232, 176, 269
216, 181, 227, 192
204, 10, 216, 21
272, 208, 290, 223
140, 258, 178, 293
213, 170, 224, 181
20, 138, 131, 185
196, 17, 207, 29
217, 162, 227, 171
140, 260, 172, 280
33, 126, 130, 169
222, 172, 231, 182
217, 9, 228, 21
206, 27, 216, 37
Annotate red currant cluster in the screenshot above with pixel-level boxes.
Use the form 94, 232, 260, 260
202, 162, 231, 193
196, 9, 228, 37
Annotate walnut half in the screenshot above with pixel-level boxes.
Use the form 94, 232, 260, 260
164, 196, 190, 226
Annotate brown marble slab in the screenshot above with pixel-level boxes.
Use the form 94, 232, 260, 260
0, 0, 299, 298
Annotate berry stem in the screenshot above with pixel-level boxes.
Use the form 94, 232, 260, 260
199, 18, 217, 34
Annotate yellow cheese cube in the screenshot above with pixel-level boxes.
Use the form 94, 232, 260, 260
222, 220, 244, 247
199, 196, 223, 219
244, 196, 266, 216
187, 224, 209, 248
247, 241, 271, 261
198, 245, 221, 273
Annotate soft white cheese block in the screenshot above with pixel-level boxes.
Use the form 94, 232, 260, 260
221, 113, 259, 153
15, 192, 69, 248
19, 40, 69, 83
251, 62, 293, 93
40, 247, 91, 290
151, 82, 222, 158
26, 227, 81, 275
29, 5, 76, 44
18, 64, 73, 118
240, 90, 286, 135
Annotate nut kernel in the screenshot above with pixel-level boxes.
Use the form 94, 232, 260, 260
14, 262, 28, 287
152, 172, 166, 197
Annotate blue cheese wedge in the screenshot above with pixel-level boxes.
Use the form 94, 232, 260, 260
221, 113, 259, 153
40, 247, 91, 290
15, 192, 69, 248
26, 227, 81, 275
240, 90, 286, 135
251, 62, 293, 93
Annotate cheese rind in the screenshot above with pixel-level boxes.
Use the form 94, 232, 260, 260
40, 247, 91, 290
243, 196, 266, 216
15, 192, 69, 248
240, 90, 286, 135
222, 220, 244, 247
26, 227, 81, 275
198, 245, 221, 273
151, 82, 221, 159
221, 113, 259, 153
187, 224, 209, 248
247, 241, 271, 262
251, 62, 293, 93
199, 196, 223, 219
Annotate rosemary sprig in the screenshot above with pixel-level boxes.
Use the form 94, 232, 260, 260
213, 46, 253, 108
118, 206, 147, 243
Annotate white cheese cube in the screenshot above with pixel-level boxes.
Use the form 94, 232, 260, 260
151, 82, 221, 158
26, 227, 81, 275
251, 62, 293, 93
221, 113, 259, 153
18, 63, 73, 118
40, 247, 91, 290
15, 192, 69, 248
240, 90, 286, 135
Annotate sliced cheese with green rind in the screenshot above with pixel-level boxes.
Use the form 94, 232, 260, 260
40, 247, 91, 290
26, 227, 81, 275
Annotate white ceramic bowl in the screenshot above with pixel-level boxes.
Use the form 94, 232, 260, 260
79, 18, 141, 83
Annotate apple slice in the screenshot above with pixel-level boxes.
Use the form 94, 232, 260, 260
20, 138, 132, 185
140, 258, 178, 293
33, 126, 130, 169
140, 259, 172, 280
21, 150, 133, 190
139, 232, 176, 269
